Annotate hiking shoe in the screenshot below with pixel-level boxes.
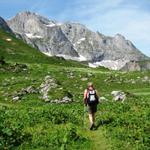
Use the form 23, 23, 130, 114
90, 124, 95, 130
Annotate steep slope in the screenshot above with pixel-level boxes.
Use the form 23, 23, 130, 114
61, 23, 146, 61
7, 12, 79, 58
0, 16, 12, 33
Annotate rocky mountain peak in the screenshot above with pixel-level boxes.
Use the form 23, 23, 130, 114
114, 33, 125, 39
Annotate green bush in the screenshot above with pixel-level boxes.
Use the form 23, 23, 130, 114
0, 107, 32, 149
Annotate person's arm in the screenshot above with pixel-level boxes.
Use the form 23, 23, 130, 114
83, 89, 88, 105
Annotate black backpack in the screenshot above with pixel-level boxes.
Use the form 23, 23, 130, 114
87, 89, 98, 105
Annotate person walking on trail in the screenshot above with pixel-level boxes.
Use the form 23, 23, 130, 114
84, 82, 99, 130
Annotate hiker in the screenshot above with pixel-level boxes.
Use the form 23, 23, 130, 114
84, 82, 99, 130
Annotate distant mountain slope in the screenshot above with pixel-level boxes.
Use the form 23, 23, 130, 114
0, 11, 148, 70
61, 23, 146, 61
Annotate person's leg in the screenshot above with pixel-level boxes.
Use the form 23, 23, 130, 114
88, 113, 93, 125
92, 113, 95, 125
89, 113, 95, 130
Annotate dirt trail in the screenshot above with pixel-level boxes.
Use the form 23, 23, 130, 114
83, 114, 110, 150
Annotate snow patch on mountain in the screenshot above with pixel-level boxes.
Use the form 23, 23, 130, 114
46, 23, 56, 27
89, 60, 129, 70
43, 49, 86, 61
46, 22, 63, 27
43, 52, 52, 56
56, 23, 63, 26
25, 33, 42, 39
88, 63, 97, 68
76, 38, 86, 44
78, 55, 87, 61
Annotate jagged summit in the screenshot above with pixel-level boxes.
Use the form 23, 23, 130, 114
1, 11, 148, 70
7, 11, 78, 57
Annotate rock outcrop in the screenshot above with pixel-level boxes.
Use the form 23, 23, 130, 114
39, 75, 57, 101
111, 91, 126, 102
120, 60, 150, 71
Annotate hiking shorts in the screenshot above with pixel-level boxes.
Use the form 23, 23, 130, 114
87, 104, 97, 114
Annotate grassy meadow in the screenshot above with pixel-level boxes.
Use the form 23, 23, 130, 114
0, 29, 150, 150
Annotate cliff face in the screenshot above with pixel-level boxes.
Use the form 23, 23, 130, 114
7, 12, 79, 58
120, 60, 150, 71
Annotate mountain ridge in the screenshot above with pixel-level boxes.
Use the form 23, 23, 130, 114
1, 11, 149, 70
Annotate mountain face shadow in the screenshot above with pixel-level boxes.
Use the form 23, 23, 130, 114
95, 117, 113, 130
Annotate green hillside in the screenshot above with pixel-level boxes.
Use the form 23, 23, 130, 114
0, 29, 150, 150
0, 29, 86, 67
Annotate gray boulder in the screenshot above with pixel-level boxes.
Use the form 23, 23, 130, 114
50, 96, 73, 104
111, 91, 126, 102
99, 96, 108, 102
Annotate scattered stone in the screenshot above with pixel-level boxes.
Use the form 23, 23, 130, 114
50, 96, 72, 104
4, 98, 8, 101
104, 75, 120, 83
2, 82, 9, 87
0, 62, 28, 73
12, 96, 20, 101
87, 72, 93, 77
99, 96, 108, 102
25, 77, 29, 79
111, 91, 126, 102
142, 76, 149, 82
131, 80, 136, 84
61, 96, 72, 103
6, 38, 12, 42
25, 86, 38, 93
12, 86, 38, 101
11, 77, 15, 80
67, 71, 75, 79
81, 77, 88, 81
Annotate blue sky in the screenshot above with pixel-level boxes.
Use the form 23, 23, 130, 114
0, 0, 150, 56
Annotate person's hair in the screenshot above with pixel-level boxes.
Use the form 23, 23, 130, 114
88, 82, 93, 87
